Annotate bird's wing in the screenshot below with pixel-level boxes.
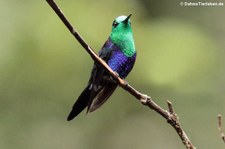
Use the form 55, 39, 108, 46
98, 38, 117, 60
86, 65, 104, 112
89, 80, 117, 112
87, 38, 118, 113
67, 38, 121, 120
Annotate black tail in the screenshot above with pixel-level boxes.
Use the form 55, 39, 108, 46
67, 86, 91, 121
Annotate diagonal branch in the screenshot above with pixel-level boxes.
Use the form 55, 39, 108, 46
46, 0, 196, 148
218, 114, 225, 143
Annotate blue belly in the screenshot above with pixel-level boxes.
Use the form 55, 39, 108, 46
108, 49, 136, 78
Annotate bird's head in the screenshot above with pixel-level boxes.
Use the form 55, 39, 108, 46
111, 14, 132, 35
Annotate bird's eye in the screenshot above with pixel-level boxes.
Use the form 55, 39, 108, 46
112, 21, 119, 27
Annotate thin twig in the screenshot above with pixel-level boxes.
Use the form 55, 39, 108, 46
167, 100, 175, 114
218, 114, 225, 143
46, 0, 196, 148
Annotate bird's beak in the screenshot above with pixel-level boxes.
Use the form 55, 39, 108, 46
124, 14, 132, 23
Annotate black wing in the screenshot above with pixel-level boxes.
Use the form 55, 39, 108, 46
67, 38, 118, 120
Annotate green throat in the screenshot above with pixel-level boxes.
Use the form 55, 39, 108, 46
109, 15, 136, 57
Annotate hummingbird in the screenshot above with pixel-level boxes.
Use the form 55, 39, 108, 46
67, 14, 136, 121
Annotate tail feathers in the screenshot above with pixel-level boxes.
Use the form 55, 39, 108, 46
67, 82, 118, 120
67, 86, 91, 121
89, 83, 117, 112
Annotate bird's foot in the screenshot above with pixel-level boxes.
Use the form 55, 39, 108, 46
112, 71, 130, 87
108, 71, 120, 83
113, 71, 120, 78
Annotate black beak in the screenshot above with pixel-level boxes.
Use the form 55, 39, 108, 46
123, 14, 132, 23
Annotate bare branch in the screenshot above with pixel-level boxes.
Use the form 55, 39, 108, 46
218, 114, 225, 143
46, 0, 196, 148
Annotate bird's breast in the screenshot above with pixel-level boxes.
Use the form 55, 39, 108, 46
108, 49, 136, 78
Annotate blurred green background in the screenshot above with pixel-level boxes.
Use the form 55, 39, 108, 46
1, 0, 225, 148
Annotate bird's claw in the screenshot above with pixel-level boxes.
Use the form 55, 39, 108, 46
109, 71, 120, 83
114, 71, 120, 78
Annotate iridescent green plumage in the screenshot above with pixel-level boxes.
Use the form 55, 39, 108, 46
110, 15, 136, 57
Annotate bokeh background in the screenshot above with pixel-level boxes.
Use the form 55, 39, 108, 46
1, 0, 225, 148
